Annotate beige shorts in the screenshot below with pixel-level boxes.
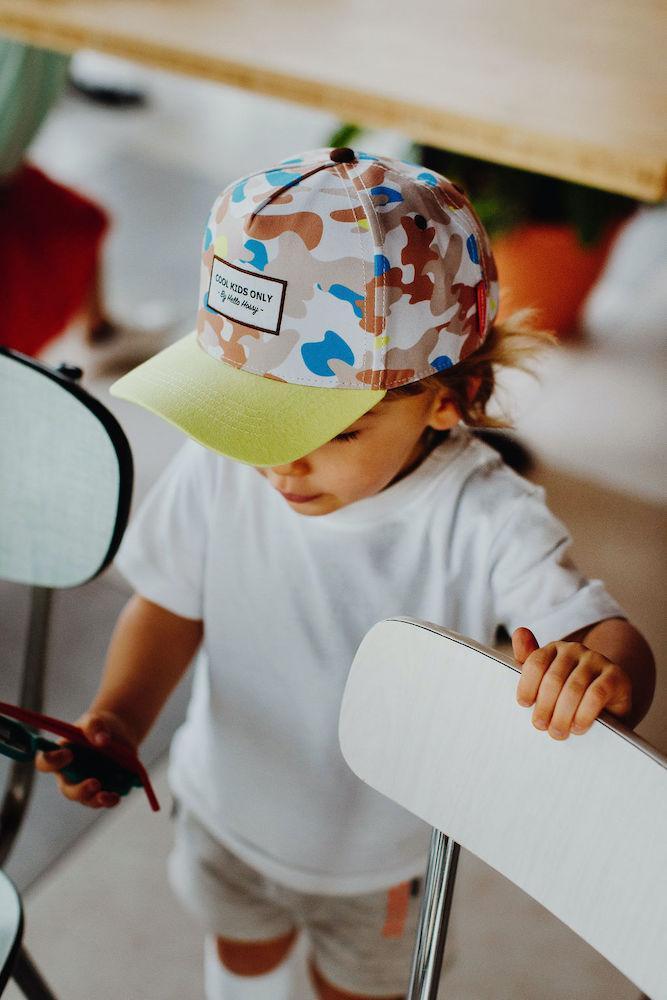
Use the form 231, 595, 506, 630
167, 803, 424, 996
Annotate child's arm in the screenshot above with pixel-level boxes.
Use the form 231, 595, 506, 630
512, 618, 656, 740
36, 593, 203, 807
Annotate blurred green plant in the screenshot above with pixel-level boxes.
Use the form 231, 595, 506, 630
327, 124, 637, 246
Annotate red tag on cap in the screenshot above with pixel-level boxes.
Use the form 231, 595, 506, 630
476, 281, 487, 335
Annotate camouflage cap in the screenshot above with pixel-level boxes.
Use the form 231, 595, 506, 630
111, 147, 499, 466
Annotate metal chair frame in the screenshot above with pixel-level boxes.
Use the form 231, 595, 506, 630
408, 829, 652, 1000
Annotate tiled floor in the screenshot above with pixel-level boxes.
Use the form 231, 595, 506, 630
2, 52, 665, 999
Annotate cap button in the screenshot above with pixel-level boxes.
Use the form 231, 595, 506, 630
330, 147, 356, 164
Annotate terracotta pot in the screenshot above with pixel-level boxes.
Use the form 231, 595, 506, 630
492, 221, 624, 338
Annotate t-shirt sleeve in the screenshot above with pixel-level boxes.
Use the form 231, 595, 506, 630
114, 440, 215, 620
489, 486, 626, 645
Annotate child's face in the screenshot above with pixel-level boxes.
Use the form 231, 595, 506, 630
257, 389, 459, 516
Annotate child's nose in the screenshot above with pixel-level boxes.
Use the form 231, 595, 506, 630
269, 456, 310, 477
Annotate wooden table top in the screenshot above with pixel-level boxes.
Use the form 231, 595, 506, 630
1, 0, 665, 200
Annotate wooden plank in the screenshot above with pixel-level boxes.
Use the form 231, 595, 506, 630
0, 0, 665, 199
339, 618, 667, 1000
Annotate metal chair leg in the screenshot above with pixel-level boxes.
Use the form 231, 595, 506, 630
407, 829, 461, 1000
0, 586, 52, 867
12, 946, 57, 1000
0, 587, 56, 998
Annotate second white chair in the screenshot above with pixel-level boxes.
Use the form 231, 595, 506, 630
339, 618, 667, 1000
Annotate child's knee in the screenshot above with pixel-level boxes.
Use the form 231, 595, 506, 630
215, 928, 297, 975
309, 959, 403, 1000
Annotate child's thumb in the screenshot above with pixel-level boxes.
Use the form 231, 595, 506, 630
511, 627, 540, 665
80, 714, 111, 747
78, 711, 133, 749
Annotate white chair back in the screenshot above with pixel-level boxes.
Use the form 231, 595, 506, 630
0, 347, 132, 587
339, 618, 667, 1000
0, 347, 134, 998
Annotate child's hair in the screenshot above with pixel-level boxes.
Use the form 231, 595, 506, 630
387, 309, 556, 429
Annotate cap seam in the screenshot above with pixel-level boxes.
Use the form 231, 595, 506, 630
374, 161, 487, 280
429, 183, 488, 291
357, 158, 487, 347
223, 154, 338, 219
219, 162, 280, 201
335, 161, 377, 386
426, 184, 487, 335
204, 354, 385, 391
208, 351, 448, 390
351, 160, 386, 390
335, 163, 369, 298
280, 150, 342, 169
211, 164, 304, 242
250, 161, 339, 224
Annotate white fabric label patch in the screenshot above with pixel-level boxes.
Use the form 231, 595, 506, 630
207, 257, 287, 335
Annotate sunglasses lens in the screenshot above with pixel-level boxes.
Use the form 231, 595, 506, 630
0, 716, 33, 757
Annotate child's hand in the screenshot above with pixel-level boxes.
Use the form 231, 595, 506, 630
35, 709, 138, 809
512, 627, 632, 740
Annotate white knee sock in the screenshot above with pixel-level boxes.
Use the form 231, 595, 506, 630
203, 934, 310, 1000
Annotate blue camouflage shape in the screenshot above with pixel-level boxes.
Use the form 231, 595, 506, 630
327, 284, 364, 318
466, 234, 479, 264
301, 330, 355, 377
245, 240, 268, 271
370, 185, 403, 204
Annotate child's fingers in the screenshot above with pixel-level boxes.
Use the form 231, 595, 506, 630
55, 774, 104, 808
35, 747, 73, 773
546, 664, 599, 739
81, 715, 112, 748
34, 712, 130, 809
528, 647, 585, 734
51, 772, 120, 809
94, 791, 121, 809
515, 643, 558, 706
511, 627, 540, 666
77, 711, 136, 752
571, 670, 632, 735
517, 642, 633, 739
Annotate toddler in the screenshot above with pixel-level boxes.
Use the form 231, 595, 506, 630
38, 147, 655, 1000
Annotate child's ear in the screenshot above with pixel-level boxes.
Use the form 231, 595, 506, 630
466, 375, 482, 403
427, 390, 461, 431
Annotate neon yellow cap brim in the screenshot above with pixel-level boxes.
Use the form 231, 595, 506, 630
109, 331, 386, 466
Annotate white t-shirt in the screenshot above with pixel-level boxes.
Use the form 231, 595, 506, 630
115, 427, 624, 894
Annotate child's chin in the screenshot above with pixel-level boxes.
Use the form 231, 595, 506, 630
287, 496, 341, 515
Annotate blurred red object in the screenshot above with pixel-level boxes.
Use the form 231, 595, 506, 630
0, 164, 108, 355
492, 220, 626, 339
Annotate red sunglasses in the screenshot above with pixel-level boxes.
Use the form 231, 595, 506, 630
0, 701, 159, 811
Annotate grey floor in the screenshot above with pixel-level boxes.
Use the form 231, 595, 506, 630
1, 52, 665, 999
